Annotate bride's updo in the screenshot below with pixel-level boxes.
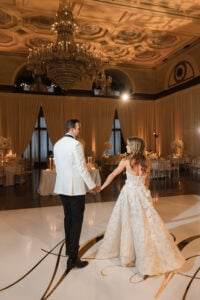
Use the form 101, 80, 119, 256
126, 137, 147, 173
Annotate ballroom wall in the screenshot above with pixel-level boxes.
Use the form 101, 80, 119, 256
0, 41, 200, 160
0, 84, 200, 159
0, 42, 200, 94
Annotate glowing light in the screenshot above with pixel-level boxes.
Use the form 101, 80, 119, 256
121, 93, 129, 101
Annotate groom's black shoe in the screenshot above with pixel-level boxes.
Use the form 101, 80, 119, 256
67, 257, 88, 270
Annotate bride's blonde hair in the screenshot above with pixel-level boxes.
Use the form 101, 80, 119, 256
126, 137, 147, 173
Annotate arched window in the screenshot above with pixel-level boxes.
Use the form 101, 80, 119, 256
14, 66, 61, 94
23, 107, 53, 168
105, 110, 126, 155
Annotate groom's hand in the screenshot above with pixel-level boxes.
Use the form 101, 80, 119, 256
92, 186, 101, 193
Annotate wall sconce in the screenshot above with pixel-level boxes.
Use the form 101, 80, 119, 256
153, 132, 159, 153
153, 132, 159, 138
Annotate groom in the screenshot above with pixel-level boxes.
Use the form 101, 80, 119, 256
53, 119, 100, 270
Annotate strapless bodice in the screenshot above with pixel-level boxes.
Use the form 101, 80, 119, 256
125, 171, 146, 187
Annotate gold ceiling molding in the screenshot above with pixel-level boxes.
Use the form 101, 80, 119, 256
0, 33, 13, 44
0, 0, 199, 69
0, 9, 17, 29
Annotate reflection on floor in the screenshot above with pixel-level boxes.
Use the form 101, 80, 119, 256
0, 194, 199, 300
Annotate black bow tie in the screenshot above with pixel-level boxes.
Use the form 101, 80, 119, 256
65, 134, 75, 139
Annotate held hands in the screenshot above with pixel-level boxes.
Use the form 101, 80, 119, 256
91, 185, 101, 194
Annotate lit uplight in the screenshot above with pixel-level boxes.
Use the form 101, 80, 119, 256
121, 93, 129, 101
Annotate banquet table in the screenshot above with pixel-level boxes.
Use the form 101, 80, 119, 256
4, 164, 18, 186
2, 160, 26, 186
38, 167, 101, 196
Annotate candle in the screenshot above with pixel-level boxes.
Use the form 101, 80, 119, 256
48, 157, 54, 170
87, 157, 93, 164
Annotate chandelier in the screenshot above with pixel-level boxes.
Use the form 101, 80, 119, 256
27, 0, 102, 91
93, 70, 113, 96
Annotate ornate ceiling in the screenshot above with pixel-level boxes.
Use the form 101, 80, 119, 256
0, 0, 200, 70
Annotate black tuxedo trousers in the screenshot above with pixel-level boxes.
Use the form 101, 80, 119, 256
60, 194, 85, 259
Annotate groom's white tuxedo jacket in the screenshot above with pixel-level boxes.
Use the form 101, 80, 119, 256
53, 135, 96, 196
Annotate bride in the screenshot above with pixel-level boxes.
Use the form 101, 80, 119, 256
96, 137, 185, 277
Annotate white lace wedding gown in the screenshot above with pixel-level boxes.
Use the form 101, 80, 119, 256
96, 172, 185, 276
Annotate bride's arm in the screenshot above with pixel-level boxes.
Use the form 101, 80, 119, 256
100, 159, 126, 191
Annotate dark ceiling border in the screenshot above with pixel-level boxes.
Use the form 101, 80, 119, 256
0, 74, 200, 99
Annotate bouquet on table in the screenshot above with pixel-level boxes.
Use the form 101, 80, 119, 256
0, 136, 12, 162
146, 151, 159, 160
171, 139, 184, 156
0, 136, 12, 149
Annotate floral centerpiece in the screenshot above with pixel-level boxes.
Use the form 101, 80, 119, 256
0, 136, 12, 149
171, 139, 184, 157
0, 136, 12, 162
146, 151, 159, 160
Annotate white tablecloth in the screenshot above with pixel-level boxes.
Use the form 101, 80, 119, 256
3, 163, 25, 186
38, 169, 56, 196
4, 165, 17, 186
38, 168, 101, 196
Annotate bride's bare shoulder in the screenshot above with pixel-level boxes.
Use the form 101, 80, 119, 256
123, 158, 132, 169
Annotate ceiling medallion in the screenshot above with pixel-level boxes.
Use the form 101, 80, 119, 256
112, 29, 142, 45
148, 32, 178, 49
135, 50, 158, 60
0, 9, 17, 29
0, 33, 13, 44
27, 0, 102, 91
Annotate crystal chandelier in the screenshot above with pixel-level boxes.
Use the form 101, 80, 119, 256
93, 70, 112, 96
27, 0, 102, 91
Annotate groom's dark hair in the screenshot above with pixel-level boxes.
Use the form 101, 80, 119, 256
65, 119, 80, 132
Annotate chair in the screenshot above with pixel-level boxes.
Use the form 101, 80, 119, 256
150, 159, 171, 180
149, 159, 159, 179
188, 157, 200, 179
170, 158, 180, 178
15, 159, 32, 184
157, 160, 171, 180
181, 156, 191, 174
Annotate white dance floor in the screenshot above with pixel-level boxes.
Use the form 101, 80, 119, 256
0, 194, 199, 300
